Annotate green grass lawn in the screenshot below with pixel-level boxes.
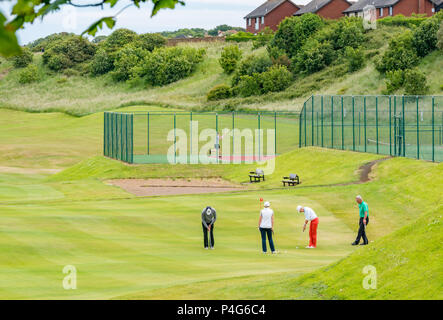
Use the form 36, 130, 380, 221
0, 104, 441, 300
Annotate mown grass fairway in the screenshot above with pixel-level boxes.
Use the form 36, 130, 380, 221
0, 188, 354, 299
0, 107, 441, 300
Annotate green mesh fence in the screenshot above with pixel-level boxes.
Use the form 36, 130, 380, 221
299, 95, 443, 162
104, 111, 299, 164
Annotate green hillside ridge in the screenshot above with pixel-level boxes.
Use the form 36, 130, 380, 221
1, 24, 442, 116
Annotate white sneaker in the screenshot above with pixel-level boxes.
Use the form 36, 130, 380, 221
205, 247, 209, 250
306, 246, 314, 249
210, 247, 214, 250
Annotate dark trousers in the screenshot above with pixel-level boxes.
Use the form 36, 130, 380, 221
202, 223, 214, 248
259, 228, 275, 253
355, 217, 369, 244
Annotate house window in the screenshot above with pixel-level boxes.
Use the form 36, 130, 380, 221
389, 6, 393, 16
248, 18, 251, 26
379, 7, 383, 17
261, 16, 264, 24
256, 19, 259, 30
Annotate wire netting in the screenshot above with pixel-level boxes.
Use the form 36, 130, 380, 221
300, 95, 443, 162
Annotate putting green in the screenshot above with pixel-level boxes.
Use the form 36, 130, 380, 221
0, 188, 353, 299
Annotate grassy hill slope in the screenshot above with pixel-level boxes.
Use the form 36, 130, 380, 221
1, 25, 442, 116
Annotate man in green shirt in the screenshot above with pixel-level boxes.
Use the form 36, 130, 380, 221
352, 195, 369, 246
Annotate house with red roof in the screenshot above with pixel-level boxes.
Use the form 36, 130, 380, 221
294, 0, 352, 19
343, 0, 442, 18
244, 0, 302, 33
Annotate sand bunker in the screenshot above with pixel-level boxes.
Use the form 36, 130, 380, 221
106, 178, 245, 197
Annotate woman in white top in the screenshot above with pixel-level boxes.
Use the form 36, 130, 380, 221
258, 201, 276, 253
297, 205, 319, 249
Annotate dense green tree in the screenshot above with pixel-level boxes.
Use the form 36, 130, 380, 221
270, 13, 324, 58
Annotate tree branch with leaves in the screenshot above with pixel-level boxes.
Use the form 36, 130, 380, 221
0, 0, 185, 56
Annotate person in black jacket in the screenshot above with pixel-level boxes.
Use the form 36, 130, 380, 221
202, 206, 216, 249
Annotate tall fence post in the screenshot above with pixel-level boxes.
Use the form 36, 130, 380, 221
321, 96, 324, 147
174, 113, 176, 164
364, 96, 367, 153
258, 112, 261, 161
147, 112, 150, 155
103, 112, 106, 156
389, 96, 392, 156
299, 110, 302, 148
402, 96, 406, 157
352, 96, 355, 151
331, 96, 334, 149
312, 95, 315, 146
190, 112, 192, 160
274, 112, 277, 155
432, 96, 435, 162
341, 96, 345, 150
394, 96, 398, 156
216, 113, 219, 164
304, 102, 307, 147
130, 114, 133, 164
376, 96, 379, 154
232, 112, 235, 157
416, 96, 420, 159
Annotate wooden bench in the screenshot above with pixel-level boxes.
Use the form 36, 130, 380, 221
249, 169, 265, 183
282, 174, 300, 186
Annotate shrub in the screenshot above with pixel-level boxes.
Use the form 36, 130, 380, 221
103, 29, 138, 53
385, 69, 405, 93
294, 40, 334, 74
332, 18, 364, 50
63, 68, 80, 77
236, 74, 262, 97
138, 47, 205, 86
252, 27, 274, 49
136, 33, 166, 52
403, 68, 429, 95
261, 65, 293, 93
271, 13, 324, 58
219, 45, 242, 74
42, 36, 96, 71
111, 45, 148, 82
376, 31, 419, 73
378, 14, 426, 27
226, 31, 255, 42
27, 32, 75, 52
412, 18, 439, 57
11, 47, 33, 68
344, 46, 365, 72
232, 53, 272, 86
438, 21, 443, 51
207, 84, 232, 101
18, 64, 38, 84
91, 48, 114, 75
267, 46, 291, 68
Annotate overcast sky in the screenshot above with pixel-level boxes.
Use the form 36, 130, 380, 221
0, 0, 311, 45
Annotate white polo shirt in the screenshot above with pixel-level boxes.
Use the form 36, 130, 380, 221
303, 207, 318, 221
260, 208, 274, 228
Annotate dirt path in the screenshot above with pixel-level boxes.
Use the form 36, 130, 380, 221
106, 178, 245, 197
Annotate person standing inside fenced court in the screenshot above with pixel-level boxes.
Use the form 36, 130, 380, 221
352, 195, 369, 246
202, 206, 216, 250
258, 201, 276, 254
297, 206, 319, 248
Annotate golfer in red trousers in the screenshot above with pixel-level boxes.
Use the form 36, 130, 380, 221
297, 205, 319, 248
